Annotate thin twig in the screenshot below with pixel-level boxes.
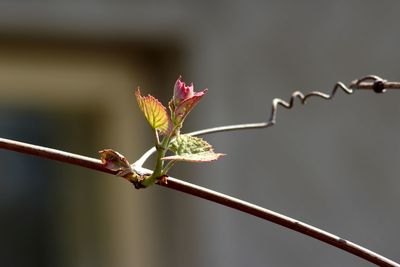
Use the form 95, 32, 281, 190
135, 75, 398, 166
0, 137, 398, 266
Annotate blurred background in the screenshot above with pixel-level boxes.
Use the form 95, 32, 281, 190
0, 1, 399, 266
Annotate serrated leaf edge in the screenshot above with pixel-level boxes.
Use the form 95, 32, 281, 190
162, 152, 225, 162
135, 88, 171, 133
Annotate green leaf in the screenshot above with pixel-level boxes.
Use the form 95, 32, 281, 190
135, 88, 171, 134
162, 135, 224, 162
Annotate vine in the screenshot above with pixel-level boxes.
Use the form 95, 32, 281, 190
1, 75, 400, 266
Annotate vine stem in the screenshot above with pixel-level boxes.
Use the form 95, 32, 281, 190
0, 137, 398, 266
136, 75, 400, 167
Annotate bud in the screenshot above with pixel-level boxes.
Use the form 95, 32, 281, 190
170, 76, 207, 124
173, 76, 195, 104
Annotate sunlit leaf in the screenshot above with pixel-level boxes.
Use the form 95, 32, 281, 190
173, 91, 207, 124
135, 88, 171, 134
162, 135, 224, 162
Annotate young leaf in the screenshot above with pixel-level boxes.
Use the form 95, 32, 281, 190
135, 88, 171, 134
99, 149, 148, 187
173, 92, 207, 124
99, 149, 132, 173
162, 135, 224, 162
170, 77, 207, 125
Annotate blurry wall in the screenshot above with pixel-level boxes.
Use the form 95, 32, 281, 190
0, 38, 183, 266
0, 1, 400, 267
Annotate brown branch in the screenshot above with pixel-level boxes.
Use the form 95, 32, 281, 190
0, 137, 398, 266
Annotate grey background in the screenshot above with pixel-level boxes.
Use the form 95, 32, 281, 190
0, 1, 399, 266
